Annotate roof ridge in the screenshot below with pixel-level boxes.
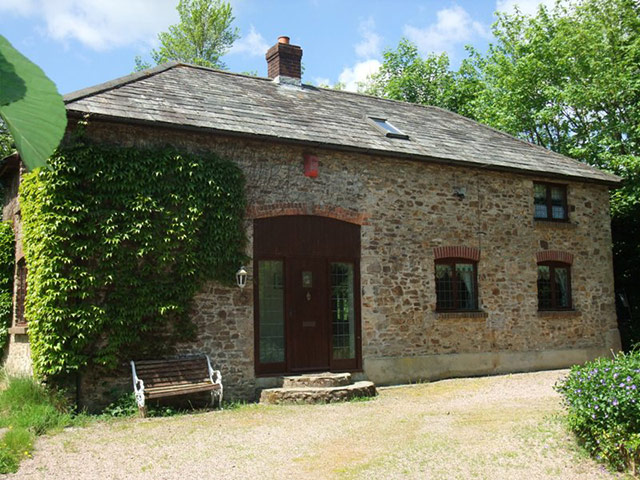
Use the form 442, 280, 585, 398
64, 62, 276, 104
64, 62, 181, 103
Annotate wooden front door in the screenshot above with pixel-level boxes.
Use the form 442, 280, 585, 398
289, 257, 329, 371
254, 216, 361, 375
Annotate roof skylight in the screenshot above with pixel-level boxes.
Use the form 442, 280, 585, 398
368, 117, 409, 139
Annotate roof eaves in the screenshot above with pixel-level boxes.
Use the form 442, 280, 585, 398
65, 110, 622, 187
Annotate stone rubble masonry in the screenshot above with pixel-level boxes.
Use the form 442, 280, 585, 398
1, 118, 622, 407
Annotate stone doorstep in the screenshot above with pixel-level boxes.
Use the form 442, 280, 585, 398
259, 381, 377, 405
282, 372, 352, 388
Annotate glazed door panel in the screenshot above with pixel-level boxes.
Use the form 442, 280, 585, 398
288, 258, 329, 371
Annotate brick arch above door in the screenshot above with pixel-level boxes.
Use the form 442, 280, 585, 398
247, 203, 369, 226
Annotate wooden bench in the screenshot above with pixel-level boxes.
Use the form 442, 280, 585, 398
130, 355, 223, 416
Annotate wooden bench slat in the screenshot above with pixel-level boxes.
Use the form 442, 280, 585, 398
137, 371, 207, 379
136, 363, 207, 373
136, 366, 207, 375
146, 384, 220, 398
135, 358, 207, 367
142, 378, 210, 388
147, 382, 220, 393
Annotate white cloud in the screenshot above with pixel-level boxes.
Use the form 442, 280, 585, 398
355, 17, 382, 58
403, 5, 487, 57
229, 25, 269, 56
495, 0, 556, 16
338, 59, 381, 92
0, 0, 37, 15
0, 0, 177, 50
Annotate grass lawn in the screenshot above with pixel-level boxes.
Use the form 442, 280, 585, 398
6, 369, 628, 479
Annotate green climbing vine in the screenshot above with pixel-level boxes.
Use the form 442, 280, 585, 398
19, 135, 246, 378
0, 221, 14, 352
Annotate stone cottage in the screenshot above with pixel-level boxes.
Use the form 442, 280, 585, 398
1, 37, 622, 402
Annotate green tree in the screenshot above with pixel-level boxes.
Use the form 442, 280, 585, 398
470, 0, 639, 169
0, 35, 66, 169
140, 0, 239, 70
363, 38, 485, 118
364, 39, 459, 111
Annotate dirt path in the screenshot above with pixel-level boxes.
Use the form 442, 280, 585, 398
9, 370, 622, 479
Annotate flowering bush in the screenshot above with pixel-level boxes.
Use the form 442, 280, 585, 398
556, 350, 640, 473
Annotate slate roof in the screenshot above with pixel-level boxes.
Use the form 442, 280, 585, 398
64, 62, 620, 186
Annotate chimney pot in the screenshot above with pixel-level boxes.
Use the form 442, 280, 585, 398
266, 36, 302, 86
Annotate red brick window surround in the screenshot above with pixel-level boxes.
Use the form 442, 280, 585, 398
534, 182, 568, 221
433, 246, 480, 262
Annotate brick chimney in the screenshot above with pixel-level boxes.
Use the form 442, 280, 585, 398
266, 36, 302, 86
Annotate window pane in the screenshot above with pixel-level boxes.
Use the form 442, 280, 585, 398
537, 265, 552, 309
455, 263, 476, 310
555, 267, 570, 308
551, 187, 565, 219
258, 260, 285, 364
331, 263, 355, 360
435, 264, 454, 309
534, 184, 548, 218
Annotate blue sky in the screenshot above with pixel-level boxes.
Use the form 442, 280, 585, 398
0, 0, 553, 95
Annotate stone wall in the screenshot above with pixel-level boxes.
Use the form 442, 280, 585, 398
2, 118, 621, 404
76, 119, 619, 400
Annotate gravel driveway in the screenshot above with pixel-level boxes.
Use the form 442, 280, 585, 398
9, 369, 621, 480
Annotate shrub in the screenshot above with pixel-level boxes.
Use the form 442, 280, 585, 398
100, 392, 138, 418
556, 350, 640, 473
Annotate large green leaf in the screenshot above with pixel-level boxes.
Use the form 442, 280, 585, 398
0, 34, 66, 170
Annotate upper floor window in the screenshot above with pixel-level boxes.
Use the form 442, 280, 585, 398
435, 259, 478, 311
534, 182, 567, 221
537, 261, 571, 310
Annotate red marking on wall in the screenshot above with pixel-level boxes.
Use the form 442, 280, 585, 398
304, 154, 319, 178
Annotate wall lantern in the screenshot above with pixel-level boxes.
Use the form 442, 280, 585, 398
236, 266, 248, 289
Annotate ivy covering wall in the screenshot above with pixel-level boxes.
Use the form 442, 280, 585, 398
19, 136, 246, 378
0, 221, 15, 351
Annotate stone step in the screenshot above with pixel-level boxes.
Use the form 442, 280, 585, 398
260, 381, 377, 405
282, 372, 351, 388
